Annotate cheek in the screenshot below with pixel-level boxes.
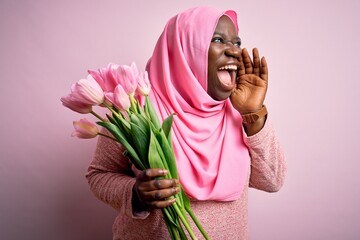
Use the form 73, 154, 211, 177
208, 49, 216, 63
208, 44, 220, 65
208, 47, 224, 66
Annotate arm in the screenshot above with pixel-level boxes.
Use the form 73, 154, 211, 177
230, 48, 268, 136
230, 48, 285, 192
86, 128, 179, 218
230, 48, 286, 191
85, 129, 149, 218
244, 119, 286, 192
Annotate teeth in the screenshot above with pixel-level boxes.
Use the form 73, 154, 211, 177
218, 65, 238, 71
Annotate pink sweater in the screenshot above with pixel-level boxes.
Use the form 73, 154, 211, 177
86, 119, 286, 239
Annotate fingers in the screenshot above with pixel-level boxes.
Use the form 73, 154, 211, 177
260, 57, 268, 81
242, 48, 253, 74
239, 48, 268, 81
147, 197, 177, 209
252, 48, 260, 76
238, 56, 246, 78
138, 177, 179, 191
137, 168, 168, 181
142, 187, 180, 208
134, 168, 180, 209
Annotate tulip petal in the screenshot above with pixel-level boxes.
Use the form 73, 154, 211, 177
61, 95, 92, 114
114, 64, 138, 95
88, 69, 106, 91
113, 85, 131, 111
72, 118, 99, 139
69, 75, 105, 106
136, 71, 151, 96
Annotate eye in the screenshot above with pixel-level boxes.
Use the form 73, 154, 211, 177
233, 40, 241, 48
211, 37, 224, 44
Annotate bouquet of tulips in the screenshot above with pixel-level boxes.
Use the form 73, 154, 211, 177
61, 63, 209, 240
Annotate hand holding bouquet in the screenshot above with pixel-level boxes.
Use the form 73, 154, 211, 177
61, 62, 209, 240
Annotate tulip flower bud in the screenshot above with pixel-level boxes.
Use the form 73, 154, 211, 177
61, 95, 93, 114
114, 63, 139, 96
71, 118, 99, 139
72, 75, 105, 105
105, 85, 131, 111
136, 71, 151, 96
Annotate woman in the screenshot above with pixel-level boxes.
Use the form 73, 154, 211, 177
86, 6, 286, 239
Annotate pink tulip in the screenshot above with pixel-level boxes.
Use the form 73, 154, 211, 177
113, 62, 139, 95
105, 85, 131, 111
88, 64, 117, 93
61, 95, 93, 114
136, 71, 151, 96
88, 63, 139, 96
88, 68, 107, 91
71, 75, 105, 105
71, 118, 99, 139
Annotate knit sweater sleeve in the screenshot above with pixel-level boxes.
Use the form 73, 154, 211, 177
244, 118, 286, 192
85, 129, 150, 219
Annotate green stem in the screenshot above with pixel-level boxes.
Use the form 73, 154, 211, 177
166, 204, 187, 239
98, 132, 117, 142
186, 208, 210, 240
102, 103, 120, 118
91, 111, 106, 122
162, 208, 181, 240
172, 203, 197, 240
175, 217, 188, 240
130, 94, 138, 113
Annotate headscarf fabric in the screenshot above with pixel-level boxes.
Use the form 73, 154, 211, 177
146, 6, 250, 201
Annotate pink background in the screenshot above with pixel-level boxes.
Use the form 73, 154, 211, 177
1, 0, 359, 239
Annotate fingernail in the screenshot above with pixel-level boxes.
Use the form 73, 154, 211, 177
162, 169, 169, 175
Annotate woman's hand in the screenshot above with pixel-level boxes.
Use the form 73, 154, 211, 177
230, 48, 268, 114
133, 168, 180, 211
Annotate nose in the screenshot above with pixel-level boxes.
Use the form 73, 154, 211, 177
225, 43, 241, 59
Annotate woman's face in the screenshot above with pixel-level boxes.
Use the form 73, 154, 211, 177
207, 16, 241, 101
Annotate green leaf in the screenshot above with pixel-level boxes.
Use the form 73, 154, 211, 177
148, 131, 166, 170
129, 122, 150, 169
162, 114, 174, 138
113, 112, 131, 131
161, 114, 175, 152
154, 130, 172, 175
111, 112, 133, 145
129, 113, 151, 168
145, 95, 160, 129
97, 121, 145, 170
130, 113, 149, 136
156, 129, 178, 180
106, 114, 116, 125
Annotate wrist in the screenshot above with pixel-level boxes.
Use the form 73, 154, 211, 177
132, 186, 148, 212
241, 105, 267, 136
241, 105, 267, 124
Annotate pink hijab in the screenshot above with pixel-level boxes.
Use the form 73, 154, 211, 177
146, 6, 250, 201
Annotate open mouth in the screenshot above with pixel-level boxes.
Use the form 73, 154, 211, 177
217, 65, 238, 89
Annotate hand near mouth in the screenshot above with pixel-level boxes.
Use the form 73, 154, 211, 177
230, 48, 268, 116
